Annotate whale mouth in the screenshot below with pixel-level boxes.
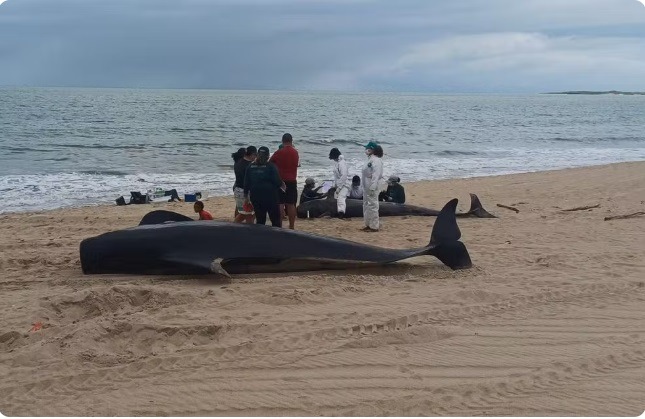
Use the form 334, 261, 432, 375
217, 257, 378, 275
215, 257, 443, 276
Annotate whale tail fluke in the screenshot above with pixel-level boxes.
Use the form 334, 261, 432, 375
428, 240, 472, 270
467, 193, 497, 218
426, 199, 473, 270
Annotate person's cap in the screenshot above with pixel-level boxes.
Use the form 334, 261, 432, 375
364, 141, 378, 150
328, 147, 341, 159
388, 175, 399, 183
282, 133, 293, 142
258, 146, 270, 155
245, 145, 257, 155
305, 177, 316, 185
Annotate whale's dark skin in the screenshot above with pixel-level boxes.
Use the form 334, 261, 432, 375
138, 210, 194, 225
81, 199, 472, 276
296, 192, 496, 219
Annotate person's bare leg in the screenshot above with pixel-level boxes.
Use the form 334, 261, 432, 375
280, 204, 286, 220
244, 214, 255, 223
234, 213, 245, 223
286, 204, 296, 229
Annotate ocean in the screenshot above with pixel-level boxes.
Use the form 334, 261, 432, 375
1, 87, 644, 214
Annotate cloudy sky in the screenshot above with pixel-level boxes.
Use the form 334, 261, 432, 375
1, 0, 644, 92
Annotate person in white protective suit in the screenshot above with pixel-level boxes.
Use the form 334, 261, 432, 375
349, 175, 363, 199
328, 147, 349, 218
361, 141, 385, 232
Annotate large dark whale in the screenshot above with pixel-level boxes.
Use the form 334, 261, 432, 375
81, 199, 472, 276
297, 192, 496, 219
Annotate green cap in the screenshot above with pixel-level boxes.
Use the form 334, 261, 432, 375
364, 141, 378, 150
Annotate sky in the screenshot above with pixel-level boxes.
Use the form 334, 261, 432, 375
1, 0, 644, 92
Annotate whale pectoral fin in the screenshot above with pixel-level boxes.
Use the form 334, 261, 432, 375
210, 258, 231, 278
161, 252, 217, 274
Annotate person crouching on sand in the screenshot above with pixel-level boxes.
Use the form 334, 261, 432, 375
379, 176, 406, 204
349, 175, 363, 200
300, 178, 326, 204
194, 201, 214, 220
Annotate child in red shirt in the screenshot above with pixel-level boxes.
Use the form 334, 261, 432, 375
194, 201, 213, 220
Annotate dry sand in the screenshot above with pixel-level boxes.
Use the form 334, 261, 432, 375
1, 161, 644, 416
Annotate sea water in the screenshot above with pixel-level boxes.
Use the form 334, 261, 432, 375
1, 87, 644, 213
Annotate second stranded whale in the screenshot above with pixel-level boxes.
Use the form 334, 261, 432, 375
297, 192, 496, 219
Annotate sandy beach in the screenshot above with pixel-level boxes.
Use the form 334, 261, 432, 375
0, 161, 643, 416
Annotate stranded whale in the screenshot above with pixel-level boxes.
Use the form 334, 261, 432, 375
81, 199, 472, 275
138, 210, 194, 225
297, 192, 496, 219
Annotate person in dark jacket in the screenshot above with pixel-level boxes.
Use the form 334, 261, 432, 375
233, 146, 257, 223
244, 146, 285, 227
299, 178, 326, 205
231, 147, 247, 218
231, 147, 246, 163
379, 176, 406, 204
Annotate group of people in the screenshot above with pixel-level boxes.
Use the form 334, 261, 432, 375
228, 133, 405, 232
301, 174, 406, 205
232, 133, 299, 229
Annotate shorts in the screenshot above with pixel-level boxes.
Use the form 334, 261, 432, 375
279, 180, 298, 205
234, 187, 254, 215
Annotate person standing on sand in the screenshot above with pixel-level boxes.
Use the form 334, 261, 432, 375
361, 142, 384, 232
232, 147, 246, 163
275, 143, 286, 220
233, 146, 257, 223
329, 147, 349, 218
231, 147, 246, 218
269, 133, 299, 229
244, 146, 285, 227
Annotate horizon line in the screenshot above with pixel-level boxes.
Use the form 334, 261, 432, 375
0, 84, 556, 95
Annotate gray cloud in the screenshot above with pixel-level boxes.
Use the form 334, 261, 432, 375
1, 0, 644, 92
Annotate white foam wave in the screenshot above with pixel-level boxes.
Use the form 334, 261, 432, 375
0, 148, 643, 214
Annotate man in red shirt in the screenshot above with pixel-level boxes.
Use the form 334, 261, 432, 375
269, 133, 299, 229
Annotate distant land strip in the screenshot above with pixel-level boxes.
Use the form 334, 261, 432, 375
543, 90, 645, 95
